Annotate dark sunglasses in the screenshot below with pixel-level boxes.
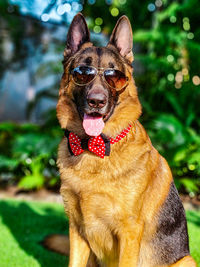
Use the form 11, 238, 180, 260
70, 65, 128, 90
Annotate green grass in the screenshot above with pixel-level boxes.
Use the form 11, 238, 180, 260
0, 199, 68, 267
0, 199, 199, 267
187, 210, 200, 265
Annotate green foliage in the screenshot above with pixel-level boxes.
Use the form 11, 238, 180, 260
0, 155, 18, 170
146, 114, 200, 194
18, 157, 45, 190
0, 120, 62, 190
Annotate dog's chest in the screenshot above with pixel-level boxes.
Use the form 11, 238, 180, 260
63, 176, 140, 260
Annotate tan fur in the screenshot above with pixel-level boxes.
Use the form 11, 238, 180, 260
54, 14, 196, 267
170, 256, 197, 267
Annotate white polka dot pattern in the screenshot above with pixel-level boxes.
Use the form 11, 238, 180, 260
69, 132, 84, 156
88, 135, 105, 158
67, 124, 132, 158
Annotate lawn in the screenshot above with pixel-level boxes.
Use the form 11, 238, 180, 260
0, 199, 199, 267
0, 199, 68, 267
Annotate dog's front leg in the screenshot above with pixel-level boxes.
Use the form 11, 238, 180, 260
119, 238, 140, 267
118, 222, 143, 267
69, 225, 90, 267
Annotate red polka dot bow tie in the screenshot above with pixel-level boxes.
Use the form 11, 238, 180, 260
65, 124, 132, 159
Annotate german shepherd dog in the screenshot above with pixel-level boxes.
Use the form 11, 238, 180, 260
45, 13, 197, 267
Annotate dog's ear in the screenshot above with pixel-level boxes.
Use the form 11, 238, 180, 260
108, 16, 134, 62
64, 13, 90, 56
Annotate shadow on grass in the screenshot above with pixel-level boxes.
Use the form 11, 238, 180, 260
0, 199, 69, 267
186, 210, 200, 227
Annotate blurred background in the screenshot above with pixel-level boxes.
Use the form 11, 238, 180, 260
0, 0, 200, 197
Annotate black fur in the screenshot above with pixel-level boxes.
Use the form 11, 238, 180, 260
84, 56, 92, 65
154, 182, 190, 265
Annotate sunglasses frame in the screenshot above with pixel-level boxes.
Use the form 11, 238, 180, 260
70, 65, 129, 91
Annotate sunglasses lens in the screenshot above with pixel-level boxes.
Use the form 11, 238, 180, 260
72, 66, 96, 85
104, 69, 128, 90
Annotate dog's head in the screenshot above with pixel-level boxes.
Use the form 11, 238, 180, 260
57, 13, 141, 137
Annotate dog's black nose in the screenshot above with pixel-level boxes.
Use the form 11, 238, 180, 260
87, 91, 107, 109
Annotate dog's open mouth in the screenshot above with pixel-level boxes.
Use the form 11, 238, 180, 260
83, 113, 105, 136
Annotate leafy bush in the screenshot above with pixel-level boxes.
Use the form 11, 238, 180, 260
0, 118, 62, 190
145, 113, 200, 195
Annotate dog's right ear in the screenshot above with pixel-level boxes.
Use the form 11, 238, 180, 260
64, 13, 90, 58
108, 16, 134, 63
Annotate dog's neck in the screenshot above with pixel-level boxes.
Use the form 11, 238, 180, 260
64, 124, 132, 158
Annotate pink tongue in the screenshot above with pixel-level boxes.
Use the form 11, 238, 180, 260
83, 114, 105, 136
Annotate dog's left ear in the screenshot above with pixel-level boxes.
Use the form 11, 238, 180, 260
108, 16, 134, 63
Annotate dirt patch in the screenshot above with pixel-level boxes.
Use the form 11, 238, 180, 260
0, 186, 200, 211
180, 194, 200, 211
0, 186, 62, 204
